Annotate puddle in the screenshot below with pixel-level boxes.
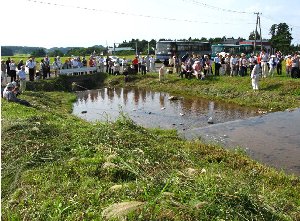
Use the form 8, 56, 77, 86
72, 88, 300, 175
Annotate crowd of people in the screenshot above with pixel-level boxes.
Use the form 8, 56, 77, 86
1, 50, 299, 94
158, 50, 300, 90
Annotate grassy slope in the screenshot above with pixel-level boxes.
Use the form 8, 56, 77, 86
1, 87, 300, 220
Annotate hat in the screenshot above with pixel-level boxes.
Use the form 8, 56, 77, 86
241, 53, 245, 56
6, 83, 13, 88
271, 55, 276, 58
11, 81, 17, 86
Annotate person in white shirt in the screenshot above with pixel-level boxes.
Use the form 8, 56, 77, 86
159, 64, 165, 82
52, 57, 61, 77
26, 57, 36, 81
268, 55, 277, 77
121, 57, 128, 74
17, 65, 27, 92
1, 59, 7, 86
251, 60, 260, 90
98, 56, 105, 73
230, 54, 237, 76
214, 54, 221, 76
260, 50, 269, 78
149, 55, 156, 72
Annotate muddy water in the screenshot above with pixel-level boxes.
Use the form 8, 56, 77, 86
183, 108, 300, 175
73, 88, 300, 175
73, 88, 259, 130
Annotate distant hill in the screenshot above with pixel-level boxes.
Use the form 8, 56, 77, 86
1, 45, 106, 56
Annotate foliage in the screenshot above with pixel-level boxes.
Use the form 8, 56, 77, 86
249, 30, 261, 40
65, 46, 106, 57
31, 48, 47, 57
48, 49, 64, 57
118, 39, 156, 55
1, 89, 300, 220
269, 23, 293, 54
1, 46, 14, 56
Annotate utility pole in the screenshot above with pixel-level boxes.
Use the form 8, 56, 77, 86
254, 12, 262, 52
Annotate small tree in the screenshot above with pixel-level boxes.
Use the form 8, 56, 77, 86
249, 30, 261, 40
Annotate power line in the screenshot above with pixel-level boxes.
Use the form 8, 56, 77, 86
182, 0, 253, 14
26, 0, 254, 26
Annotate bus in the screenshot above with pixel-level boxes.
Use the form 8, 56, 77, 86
155, 41, 211, 61
211, 44, 254, 58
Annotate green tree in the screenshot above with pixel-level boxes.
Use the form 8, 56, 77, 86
269, 23, 293, 54
31, 48, 46, 57
249, 30, 260, 40
48, 49, 64, 57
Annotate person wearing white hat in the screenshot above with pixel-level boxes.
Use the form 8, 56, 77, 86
1, 59, 7, 86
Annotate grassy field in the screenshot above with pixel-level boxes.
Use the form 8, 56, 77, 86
1, 73, 300, 220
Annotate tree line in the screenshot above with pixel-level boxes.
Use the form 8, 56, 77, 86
2, 23, 299, 57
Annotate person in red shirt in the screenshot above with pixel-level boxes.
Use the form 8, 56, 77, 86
132, 56, 139, 74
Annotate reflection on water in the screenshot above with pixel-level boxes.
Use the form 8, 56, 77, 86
73, 88, 259, 130
72, 88, 300, 175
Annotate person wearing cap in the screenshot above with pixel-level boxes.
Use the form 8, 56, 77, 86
17, 65, 27, 92
1, 59, 7, 86
268, 55, 277, 77
26, 57, 36, 81
3, 82, 31, 107
149, 55, 156, 72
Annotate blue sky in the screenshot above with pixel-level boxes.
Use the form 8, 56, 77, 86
1, 0, 299, 48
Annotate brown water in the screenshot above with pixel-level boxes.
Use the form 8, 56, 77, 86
73, 88, 300, 175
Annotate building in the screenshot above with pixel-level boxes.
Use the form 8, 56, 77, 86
239, 40, 271, 53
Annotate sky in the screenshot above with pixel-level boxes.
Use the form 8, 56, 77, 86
1, 0, 300, 48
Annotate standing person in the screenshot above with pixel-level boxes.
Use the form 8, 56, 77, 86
251, 60, 260, 90
149, 55, 156, 72
5, 57, 11, 79
44, 55, 51, 78
291, 54, 299, 78
230, 54, 237, 76
276, 51, 283, 75
248, 54, 255, 73
40, 59, 48, 79
52, 57, 61, 77
140, 56, 147, 75
9, 59, 17, 82
17, 65, 27, 92
285, 55, 292, 77
17, 59, 24, 70
214, 54, 221, 76
26, 57, 36, 81
239, 53, 248, 77
146, 54, 150, 72
98, 56, 105, 73
121, 57, 128, 74
158, 64, 165, 82
105, 56, 110, 73
260, 50, 269, 78
1, 59, 7, 86
132, 56, 139, 74
224, 54, 230, 75
268, 55, 277, 77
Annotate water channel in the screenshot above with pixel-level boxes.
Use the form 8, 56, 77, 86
72, 88, 300, 176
